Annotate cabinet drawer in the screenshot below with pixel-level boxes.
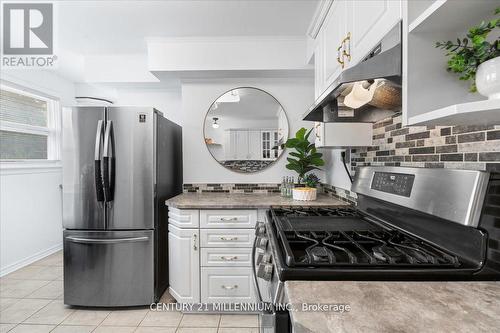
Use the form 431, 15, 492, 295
201, 267, 255, 303
200, 210, 257, 228
200, 229, 255, 248
201, 248, 252, 267
168, 208, 199, 228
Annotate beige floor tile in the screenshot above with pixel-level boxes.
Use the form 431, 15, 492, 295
177, 328, 218, 333
4, 266, 50, 280
51, 325, 96, 333
4, 265, 61, 281
133, 328, 176, 333
25, 280, 63, 299
100, 308, 148, 326
93, 326, 136, 333
219, 314, 258, 328
158, 291, 175, 303
33, 266, 63, 281
9, 324, 55, 333
217, 328, 258, 333
61, 309, 110, 326
34, 252, 63, 267
0, 298, 19, 311
139, 311, 182, 327
179, 314, 220, 328
23, 300, 74, 325
0, 324, 16, 333
0, 298, 51, 324
0, 279, 51, 298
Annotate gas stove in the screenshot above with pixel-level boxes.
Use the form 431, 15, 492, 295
272, 207, 460, 269
254, 167, 500, 333
254, 167, 500, 285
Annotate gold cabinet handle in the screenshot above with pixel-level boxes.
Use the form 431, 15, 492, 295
314, 123, 322, 140
342, 32, 351, 61
336, 44, 345, 68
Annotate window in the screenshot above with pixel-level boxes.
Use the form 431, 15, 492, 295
0, 83, 60, 161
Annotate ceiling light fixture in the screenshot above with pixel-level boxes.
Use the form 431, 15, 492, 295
212, 117, 219, 129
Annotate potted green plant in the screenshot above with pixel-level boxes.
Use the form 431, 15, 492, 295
285, 128, 324, 201
435, 7, 500, 98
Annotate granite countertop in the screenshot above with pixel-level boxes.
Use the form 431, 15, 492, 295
285, 281, 500, 333
165, 193, 348, 209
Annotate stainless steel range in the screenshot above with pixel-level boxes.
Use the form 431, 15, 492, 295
252, 167, 500, 333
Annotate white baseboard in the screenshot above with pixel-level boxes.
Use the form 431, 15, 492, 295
0, 243, 63, 277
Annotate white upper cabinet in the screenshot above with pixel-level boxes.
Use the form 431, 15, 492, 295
347, 0, 402, 65
313, 0, 402, 99
322, 0, 348, 88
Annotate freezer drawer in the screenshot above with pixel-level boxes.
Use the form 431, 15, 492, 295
64, 230, 154, 307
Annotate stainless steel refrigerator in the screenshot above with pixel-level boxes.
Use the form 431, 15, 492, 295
62, 106, 182, 307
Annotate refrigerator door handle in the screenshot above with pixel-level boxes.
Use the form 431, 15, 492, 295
66, 236, 149, 244
94, 120, 105, 202
103, 120, 115, 203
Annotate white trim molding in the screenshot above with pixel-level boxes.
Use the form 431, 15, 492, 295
307, 0, 334, 39
0, 243, 62, 277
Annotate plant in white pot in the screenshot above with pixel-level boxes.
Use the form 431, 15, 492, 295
285, 128, 324, 201
435, 7, 500, 98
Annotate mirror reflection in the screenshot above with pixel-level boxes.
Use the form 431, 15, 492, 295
203, 87, 289, 173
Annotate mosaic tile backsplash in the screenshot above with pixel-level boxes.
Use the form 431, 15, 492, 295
350, 113, 500, 173
183, 183, 281, 194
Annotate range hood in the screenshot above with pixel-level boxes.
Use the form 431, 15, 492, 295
303, 22, 402, 123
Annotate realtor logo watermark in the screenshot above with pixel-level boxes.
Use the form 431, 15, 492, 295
2, 2, 57, 67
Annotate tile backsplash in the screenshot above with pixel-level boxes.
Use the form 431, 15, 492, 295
183, 183, 281, 193
351, 113, 500, 172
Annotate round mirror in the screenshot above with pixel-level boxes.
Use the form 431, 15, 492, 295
203, 87, 289, 173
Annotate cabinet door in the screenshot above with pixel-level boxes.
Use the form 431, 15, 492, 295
235, 130, 249, 160
201, 267, 256, 304
314, 32, 324, 100
247, 130, 261, 160
347, 0, 401, 65
322, 0, 348, 87
168, 225, 200, 303
200, 210, 257, 229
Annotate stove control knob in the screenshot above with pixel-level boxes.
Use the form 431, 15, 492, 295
255, 222, 266, 237
255, 252, 264, 265
256, 237, 268, 250
257, 263, 273, 281
261, 253, 272, 264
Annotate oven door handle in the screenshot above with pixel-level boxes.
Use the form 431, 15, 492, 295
251, 235, 263, 303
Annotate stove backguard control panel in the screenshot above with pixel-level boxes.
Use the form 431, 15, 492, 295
371, 172, 415, 197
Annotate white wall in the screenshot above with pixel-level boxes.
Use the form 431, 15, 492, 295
112, 87, 182, 125
0, 69, 76, 276
74, 84, 183, 126
182, 78, 320, 183
323, 149, 353, 191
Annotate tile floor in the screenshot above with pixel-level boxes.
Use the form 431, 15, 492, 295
0, 251, 259, 333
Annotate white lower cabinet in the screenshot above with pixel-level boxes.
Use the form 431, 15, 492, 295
201, 267, 255, 303
200, 229, 255, 248
168, 224, 200, 303
168, 207, 257, 306
201, 248, 253, 267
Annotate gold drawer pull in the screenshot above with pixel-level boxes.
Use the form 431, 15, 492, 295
220, 236, 239, 241
220, 256, 238, 261
219, 217, 238, 221
221, 285, 238, 290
